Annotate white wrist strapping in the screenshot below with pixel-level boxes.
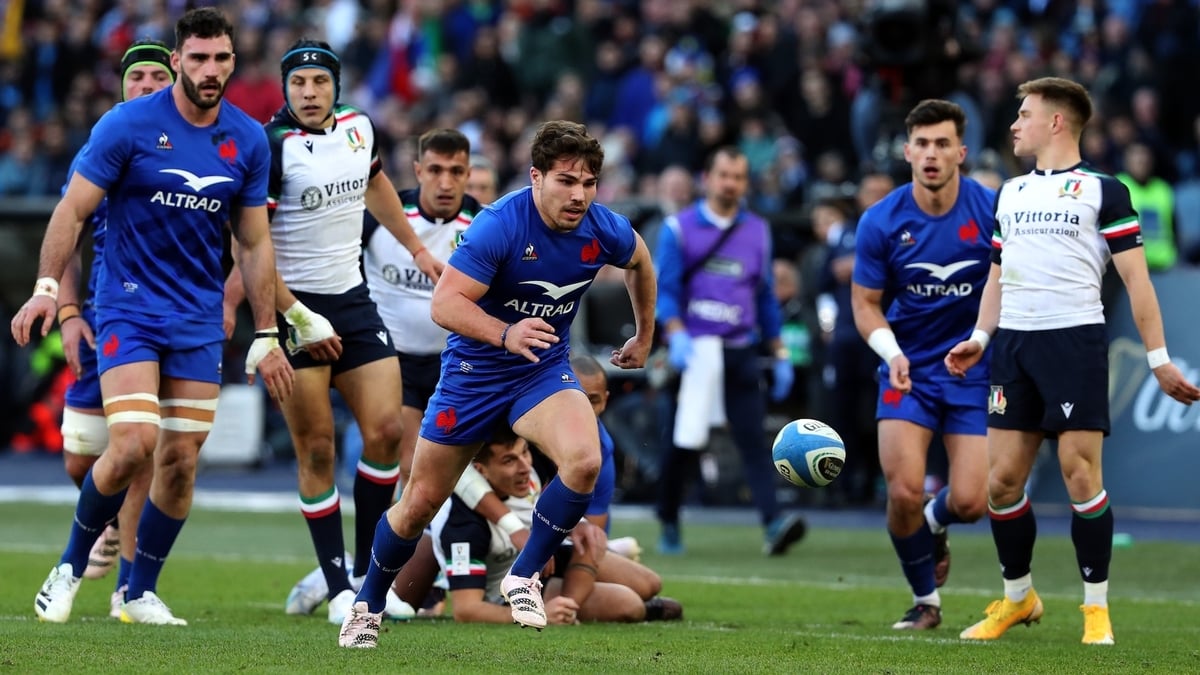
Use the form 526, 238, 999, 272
283, 300, 313, 327
497, 512, 526, 535
970, 328, 991, 352
33, 277, 59, 300
283, 300, 335, 347
245, 329, 280, 375
1147, 347, 1170, 369
867, 328, 903, 363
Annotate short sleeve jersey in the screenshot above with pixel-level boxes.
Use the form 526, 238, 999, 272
265, 103, 381, 294
446, 188, 636, 372
992, 163, 1141, 330
363, 189, 480, 354
74, 88, 269, 321
853, 177, 996, 379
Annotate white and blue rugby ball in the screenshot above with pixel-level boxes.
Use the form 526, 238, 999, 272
772, 418, 846, 488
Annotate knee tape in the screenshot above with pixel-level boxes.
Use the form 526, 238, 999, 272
61, 408, 111, 456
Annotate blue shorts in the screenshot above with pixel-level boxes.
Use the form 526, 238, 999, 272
281, 284, 395, 374
64, 306, 102, 409
399, 351, 443, 410
95, 308, 224, 384
876, 375, 988, 436
419, 351, 584, 445
987, 325, 1109, 435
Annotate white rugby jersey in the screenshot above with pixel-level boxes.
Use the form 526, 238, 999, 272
431, 469, 540, 603
265, 104, 381, 294
363, 189, 480, 354
992, 163, 1141, 330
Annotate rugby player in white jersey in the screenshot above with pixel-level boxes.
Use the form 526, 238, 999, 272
225, 39, 441, 625
946, 76, 1200, 645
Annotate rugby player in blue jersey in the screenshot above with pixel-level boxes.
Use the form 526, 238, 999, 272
53, 40, 175, 618
12, 7, 293, 625
851, 99, 994, 631
339, 120, 657, 648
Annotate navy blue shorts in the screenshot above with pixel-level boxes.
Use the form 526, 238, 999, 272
419, 351, 584, 446
280, 283, 395, 374
65, 306, 102, 409
399, 351, 442, 409
96, 308, 224, 384
987, 325, 1109, 435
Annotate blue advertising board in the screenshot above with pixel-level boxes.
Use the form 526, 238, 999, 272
1029, 267, 1200, 513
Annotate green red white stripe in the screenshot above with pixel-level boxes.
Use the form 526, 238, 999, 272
357, 458, 400, 485
447, 560, 487, 577
299, 486, 340, 519
988, 493, 1030, 520
1072, 489, 1110, 518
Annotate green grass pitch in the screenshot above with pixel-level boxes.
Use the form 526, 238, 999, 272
0, 502, 1197, 673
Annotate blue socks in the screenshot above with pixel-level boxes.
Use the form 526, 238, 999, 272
357, 515, 420, 614
126, 499, 186, 601
509, 476, 592, 579
61, 470, 127, 575
890, 526, 937, 597
929, 486, 964, 528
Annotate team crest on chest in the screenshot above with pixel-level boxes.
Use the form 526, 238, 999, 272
1059, 178, 1082, 199
345, 126, 365, 152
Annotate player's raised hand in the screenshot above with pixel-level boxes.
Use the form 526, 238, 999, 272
1151, 362, 1200, 405
611, 334, 652, 370
502, 318, 558, 364
945, 339, 985, 378
887, 353, 912, 394
60, 315, 96, 378
413, 248, 445, 285
11, 282, 59, 346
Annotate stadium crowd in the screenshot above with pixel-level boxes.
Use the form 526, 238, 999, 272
5, 0, 1200, 509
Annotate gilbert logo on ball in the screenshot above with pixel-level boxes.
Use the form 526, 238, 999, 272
772, 418, 846, 488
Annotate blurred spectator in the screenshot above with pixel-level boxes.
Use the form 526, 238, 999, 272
0, 135, 49, 197
814, 196, 879, 506
1117, 142, 1176, 271
466, 155, 499, 206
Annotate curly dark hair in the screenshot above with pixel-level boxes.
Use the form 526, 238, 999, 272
530, 120, 604, 177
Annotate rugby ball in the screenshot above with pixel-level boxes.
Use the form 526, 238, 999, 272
772, 418, 846, 488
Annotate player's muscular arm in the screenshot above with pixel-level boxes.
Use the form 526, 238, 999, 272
1112, 248, 1200, 404
58, 251, 94, 377
12, 174, 105, 344
852, 281, 912, 392
431, 265, 559, 363
233, 204, 294, 399
38, 175, 105, 283
613, 233, 657, 369
365, 170, 444, 283
945, 263, 1001, 378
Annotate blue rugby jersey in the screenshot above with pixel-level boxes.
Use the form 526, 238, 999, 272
853, 176, 996, 381
74, 87, 269, 322
446, 187, 636, 372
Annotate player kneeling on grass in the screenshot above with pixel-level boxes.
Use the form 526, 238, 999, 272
433, 427, 682, 625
